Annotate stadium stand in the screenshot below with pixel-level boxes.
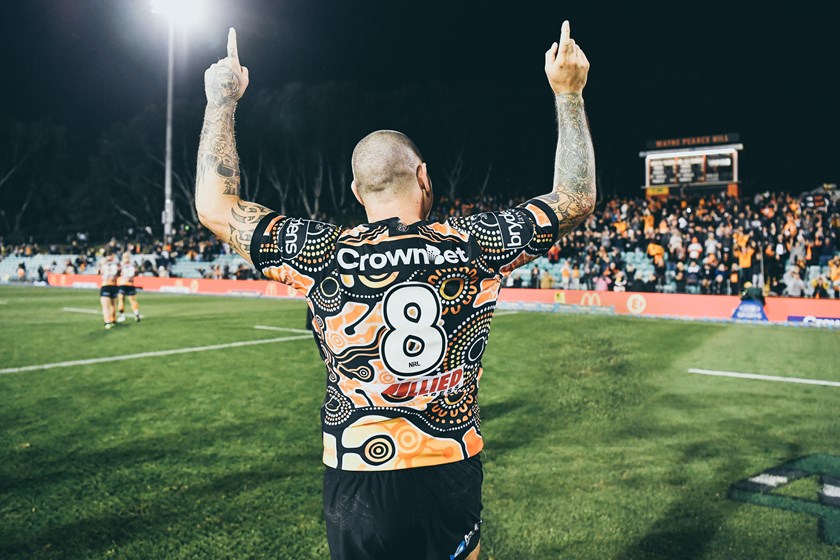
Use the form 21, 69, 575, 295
3, 190, 838, 297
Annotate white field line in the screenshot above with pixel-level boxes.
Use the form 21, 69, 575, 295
823, 484, 840, 498
749, 474, 788, 487
688, 368, 840, 388
254, 325, 311, 334
0, 335, 312, 375
63, 307, 101, 315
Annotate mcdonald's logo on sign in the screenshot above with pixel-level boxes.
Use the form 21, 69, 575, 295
579, 292, 602, 307
190, 280, 199, 293
265, 282, 278, 297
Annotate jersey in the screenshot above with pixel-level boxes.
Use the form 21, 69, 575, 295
250, 199, 560, 471
119, 263, 137, 286
100, 261, 120, 286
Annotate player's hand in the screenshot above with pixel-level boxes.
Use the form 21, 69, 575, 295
204, 28, 249, 107
544, 20, 589, 95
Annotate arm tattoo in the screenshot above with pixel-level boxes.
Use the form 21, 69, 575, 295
196, 95, 241, 198
229, 200, 270, 255
207, 67, 241, 108
228, 223, 254, 255
195, 68, 271, 259
230, 199, 268, 224
535, 93, 597, 238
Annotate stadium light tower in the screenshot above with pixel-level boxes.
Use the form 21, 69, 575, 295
151, 0, 209, 238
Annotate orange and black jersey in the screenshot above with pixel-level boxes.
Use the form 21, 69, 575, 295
250, 199, 560, 471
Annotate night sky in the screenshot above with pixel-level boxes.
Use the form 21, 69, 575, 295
3, 0, 838, 197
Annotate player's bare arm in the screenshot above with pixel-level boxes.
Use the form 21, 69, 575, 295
195, 28, 272, 261
537, 20, 597, 237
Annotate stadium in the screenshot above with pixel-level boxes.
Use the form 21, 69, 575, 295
1, 2, 839, 559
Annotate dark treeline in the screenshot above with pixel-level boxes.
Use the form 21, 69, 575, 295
1, 82, 565, 242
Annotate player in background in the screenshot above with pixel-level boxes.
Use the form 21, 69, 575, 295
195, 20, 594, 560
116, 252, 141, 323
98, 252, 120, 329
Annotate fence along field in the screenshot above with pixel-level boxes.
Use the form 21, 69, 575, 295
0, 285, 838, 559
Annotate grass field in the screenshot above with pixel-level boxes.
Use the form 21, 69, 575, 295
1, 284, 839, 559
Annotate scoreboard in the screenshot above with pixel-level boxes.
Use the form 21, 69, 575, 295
640, 135, 742, 192
645, 147, 739, 188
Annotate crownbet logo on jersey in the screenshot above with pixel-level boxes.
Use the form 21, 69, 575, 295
337, 244, 469, 273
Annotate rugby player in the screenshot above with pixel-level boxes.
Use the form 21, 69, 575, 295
195, 20, 594, 560
98, 252, 120, 329
116, 252, 141, 323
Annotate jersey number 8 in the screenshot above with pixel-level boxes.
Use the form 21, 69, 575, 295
380, 283, 446, 377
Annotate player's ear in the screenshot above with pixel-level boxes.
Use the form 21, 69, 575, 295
417, 163, 432, 197
417, 163, 433, 219
351, 180, 365, 207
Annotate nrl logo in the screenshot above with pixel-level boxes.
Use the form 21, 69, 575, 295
729, 454, 840, 545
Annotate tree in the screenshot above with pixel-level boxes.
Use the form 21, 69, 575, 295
0, 115, 72, 238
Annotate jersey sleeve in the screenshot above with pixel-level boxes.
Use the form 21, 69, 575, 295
449, 198, 560, 277
249, 213, 342, 296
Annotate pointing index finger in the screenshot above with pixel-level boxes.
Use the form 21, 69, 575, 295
560, 20, 571, 44
227, 27, 238, 59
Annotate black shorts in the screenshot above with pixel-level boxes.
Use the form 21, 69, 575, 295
323, 455, 483, 560
118, 285, 136, 296
99, 285, 118, 298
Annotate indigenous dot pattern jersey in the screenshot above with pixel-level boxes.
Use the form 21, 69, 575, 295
250, 200, 560, 471
100, 261, 120, 286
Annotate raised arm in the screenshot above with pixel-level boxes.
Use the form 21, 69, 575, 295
537, 20, 597, 238
195, 28, 272, 262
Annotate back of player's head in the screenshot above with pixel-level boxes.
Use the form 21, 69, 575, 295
351, 130, 423, 199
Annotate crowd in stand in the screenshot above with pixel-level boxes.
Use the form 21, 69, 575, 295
3, 189, 839, 298
429, 190, 840, 298
1, 226, 260, 281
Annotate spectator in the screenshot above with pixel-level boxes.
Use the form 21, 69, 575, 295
713, 264, 728, 295
785, 270, 807, 297
687, 236, 703, 261
700, 263, 714, 294
627, 270, 643, 292
830, 256, 840, 298
686, 260, 701, 294
559, 261, 571, 289
593, 274, 611, 292
674, 261, 686, 294
642, 272, 658, 293
570, 265, 581, 290
546, 244, 560, 264
768, 276, 785, 296
811, 275, 831, 299
539, 270, 554, 289
613, 270, 627, 292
